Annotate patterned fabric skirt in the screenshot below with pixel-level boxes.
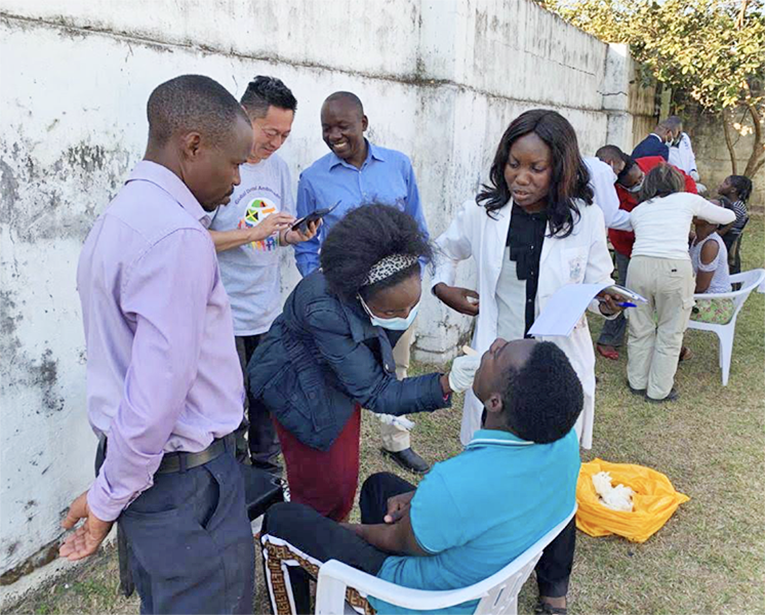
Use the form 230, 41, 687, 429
690, 297, 735, 324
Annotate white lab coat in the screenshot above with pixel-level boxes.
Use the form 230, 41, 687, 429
584, 157, 632, 231
668, 133, 698, 178
433, 198, 615, 449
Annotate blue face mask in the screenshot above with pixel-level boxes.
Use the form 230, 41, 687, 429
358, 295, 421, 331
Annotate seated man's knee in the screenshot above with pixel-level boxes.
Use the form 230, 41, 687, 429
262, 502, 320, 540
361, 472, 398, 499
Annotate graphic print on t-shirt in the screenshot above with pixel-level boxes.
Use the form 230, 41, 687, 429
238, 197, 278, 251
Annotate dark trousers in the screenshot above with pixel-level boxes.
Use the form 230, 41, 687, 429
597, 250, 630, 348
236, 334, 281, 473
261, 472, 575, 611
261, 473, 409, 614
117, 449, 256, 614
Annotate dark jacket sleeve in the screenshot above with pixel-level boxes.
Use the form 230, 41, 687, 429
304, 298, 450, 416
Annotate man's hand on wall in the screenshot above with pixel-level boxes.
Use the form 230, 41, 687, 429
59, 491, 113, 561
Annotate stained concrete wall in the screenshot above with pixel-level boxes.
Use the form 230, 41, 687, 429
0, 0, 654, 596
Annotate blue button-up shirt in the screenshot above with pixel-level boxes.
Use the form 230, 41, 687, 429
294, 141, 429, 276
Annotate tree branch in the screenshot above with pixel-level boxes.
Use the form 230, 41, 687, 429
744, 103, 764, 178
736, 0, 749, 30
722, 107, 739, 175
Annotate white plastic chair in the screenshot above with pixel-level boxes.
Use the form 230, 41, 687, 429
315, 506, 577, 615
686, 268, 765, 386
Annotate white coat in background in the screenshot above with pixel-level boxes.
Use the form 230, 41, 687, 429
584, 157, 632, 231
668, 132, 699, 180
432, 198, 615, 449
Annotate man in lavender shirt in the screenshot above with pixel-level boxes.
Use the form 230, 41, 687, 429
59, 75, 256, 614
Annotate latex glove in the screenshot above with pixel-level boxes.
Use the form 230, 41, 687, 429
448, 354, 482, 393
690, 170, 700, 182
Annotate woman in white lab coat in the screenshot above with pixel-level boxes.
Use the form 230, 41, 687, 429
433, 109, 622, 450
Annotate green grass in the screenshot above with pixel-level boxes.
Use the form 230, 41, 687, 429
12, 213, 764, 614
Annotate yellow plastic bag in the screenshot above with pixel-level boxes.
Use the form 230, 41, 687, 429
576, 458, 690, 543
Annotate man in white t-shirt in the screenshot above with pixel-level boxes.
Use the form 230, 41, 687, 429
209, 76, 317, 474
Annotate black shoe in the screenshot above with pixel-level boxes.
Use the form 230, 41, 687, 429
381, 448, 430, 474
626, 380, 646, 396
535, 601, 567, 615
646, 388, 679, 403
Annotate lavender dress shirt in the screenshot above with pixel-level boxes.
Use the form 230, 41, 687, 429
77, 161, 245, 522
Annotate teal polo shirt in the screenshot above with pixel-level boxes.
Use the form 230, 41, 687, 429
369, 428, 580, 615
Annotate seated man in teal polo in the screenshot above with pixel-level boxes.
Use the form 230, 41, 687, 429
260, 338, 582, 615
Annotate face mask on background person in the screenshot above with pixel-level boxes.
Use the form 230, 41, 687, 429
626, 178, 644, 193
358, 295, 421, 331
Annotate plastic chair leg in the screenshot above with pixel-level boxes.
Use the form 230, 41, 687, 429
718, 329, 734, 386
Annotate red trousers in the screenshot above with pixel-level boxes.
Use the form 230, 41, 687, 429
273, 406, 361, 522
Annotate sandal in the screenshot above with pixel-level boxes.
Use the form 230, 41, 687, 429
679, 346, 693, 362
596, 344, 619, 360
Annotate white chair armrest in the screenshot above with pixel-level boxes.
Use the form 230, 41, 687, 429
317, 560, 490, 610
694, 269, 765, 301
316, 506, 577, 613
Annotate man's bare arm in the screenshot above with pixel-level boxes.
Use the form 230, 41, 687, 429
344, 509, 429, 556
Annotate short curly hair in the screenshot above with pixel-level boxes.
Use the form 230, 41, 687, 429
320, 204, 432, 302
147, 74, 249, 147
502, 342, 583, 443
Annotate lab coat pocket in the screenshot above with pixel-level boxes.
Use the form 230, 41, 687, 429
562, 247, 588, 284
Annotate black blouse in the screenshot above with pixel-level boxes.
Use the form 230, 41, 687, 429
507, 205, 548, 335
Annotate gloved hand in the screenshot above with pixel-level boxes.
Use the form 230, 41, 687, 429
448, 354, 482, 393
690, 170, 700, 182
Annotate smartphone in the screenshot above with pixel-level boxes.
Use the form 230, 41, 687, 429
602, 284, 647, 304
291, 202, 340, 233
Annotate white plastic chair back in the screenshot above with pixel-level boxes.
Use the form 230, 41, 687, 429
686, 268, 765, 385
315, 506, 577, 615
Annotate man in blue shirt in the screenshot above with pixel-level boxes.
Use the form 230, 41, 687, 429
295, 91, 431, 473
260, 338, 582, 615
631, 117, 683, 161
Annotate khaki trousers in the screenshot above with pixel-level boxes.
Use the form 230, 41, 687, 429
378, 326, 414, 452
626, 256, 695, 400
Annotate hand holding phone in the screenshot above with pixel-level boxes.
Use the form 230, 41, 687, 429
291, 202, 340, 233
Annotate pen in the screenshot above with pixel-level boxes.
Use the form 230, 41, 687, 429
618, 302, 637, 308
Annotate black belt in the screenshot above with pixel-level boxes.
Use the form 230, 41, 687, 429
99, 433, 234, 475
156, 434, 233, 474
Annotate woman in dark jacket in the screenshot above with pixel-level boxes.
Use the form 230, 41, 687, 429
248, 205, 474, 521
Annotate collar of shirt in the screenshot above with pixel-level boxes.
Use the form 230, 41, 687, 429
327, 139, 387, 172
649, 133, 663, 142
126, 160, 212, 228
466, 428, 535, 449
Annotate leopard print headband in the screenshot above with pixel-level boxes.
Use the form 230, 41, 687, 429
362, 254, 419, 287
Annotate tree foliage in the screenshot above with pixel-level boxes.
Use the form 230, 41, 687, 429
541, 0, 765, 177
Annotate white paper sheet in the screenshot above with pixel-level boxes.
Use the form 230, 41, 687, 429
528, 283, 613, 337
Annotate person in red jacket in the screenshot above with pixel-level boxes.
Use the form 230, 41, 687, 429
595, 153, 697, 360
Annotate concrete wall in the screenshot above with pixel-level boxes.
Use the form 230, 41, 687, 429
0, 0, 654, 596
